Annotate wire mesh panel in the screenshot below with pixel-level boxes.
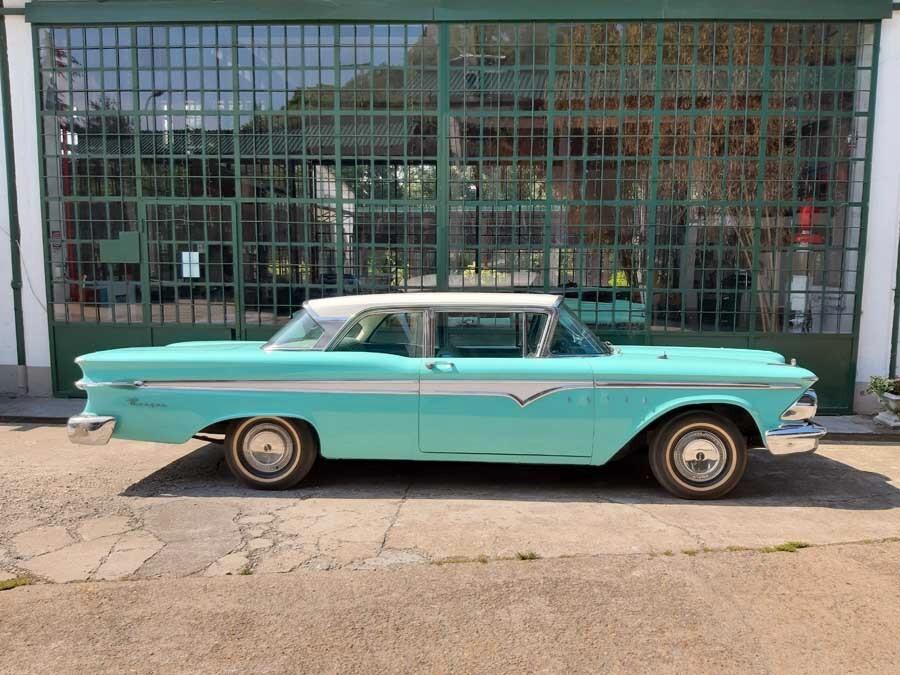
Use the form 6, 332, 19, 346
447, 25, 552, 290
43, 200, 143, 324
145, 202, 238, 325
35, 20, 876, 338
446, 21, 876, 336
234, 23, 440, 326
37, 22, 440, 332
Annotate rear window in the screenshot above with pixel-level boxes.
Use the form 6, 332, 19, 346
332, 311, 426, 358
564, 288, 641, 304
265, 309, 329, 350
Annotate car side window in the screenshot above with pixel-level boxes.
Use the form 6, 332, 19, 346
333, 311, 425, 358
434, 312, 518, 358
434, 311, 547, 358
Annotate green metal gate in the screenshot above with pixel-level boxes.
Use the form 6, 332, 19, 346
143, 200, 241, 334
34, 18, 880, 411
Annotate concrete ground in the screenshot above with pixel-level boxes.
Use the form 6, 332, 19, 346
2, 423, 900, 673
1, 541, 899, 674
1, 423, 900, 582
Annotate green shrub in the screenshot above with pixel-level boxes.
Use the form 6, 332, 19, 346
866, 376, 900, 397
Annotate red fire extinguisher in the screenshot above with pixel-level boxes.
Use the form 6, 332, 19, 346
793, 204, 825, 246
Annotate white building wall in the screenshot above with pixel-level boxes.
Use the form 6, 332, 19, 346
0, 15, 17, 393
2, 3, 51, 396
856, 11, 900, 412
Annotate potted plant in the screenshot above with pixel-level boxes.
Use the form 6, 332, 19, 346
866, 376, 900, 427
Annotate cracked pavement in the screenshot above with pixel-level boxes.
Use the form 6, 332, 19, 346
1, 422, 900, 584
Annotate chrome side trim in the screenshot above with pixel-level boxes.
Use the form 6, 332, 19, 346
141, 379, 419, 395
765, 422, 826, 455
75, 379, 143, 390
86, 377, 802, 399
781, 390, 818, 421
594, 381, 803, 390
79, 377, 801, 394
420, 380, 593, 407
126, 378, 593, 407
67, 414, 117, 446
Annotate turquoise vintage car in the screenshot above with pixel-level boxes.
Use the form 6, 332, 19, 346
67, 292, 824, 499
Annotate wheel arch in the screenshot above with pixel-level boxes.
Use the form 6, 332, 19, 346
198, 414, 321, 451
609, 397, 765, 462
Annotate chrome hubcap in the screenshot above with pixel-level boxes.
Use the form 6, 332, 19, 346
242, 423, 295, 474
672, 431, 727, 483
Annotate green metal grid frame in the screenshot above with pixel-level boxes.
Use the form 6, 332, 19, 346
23, 1, 895, 24
33, 20, 879, 410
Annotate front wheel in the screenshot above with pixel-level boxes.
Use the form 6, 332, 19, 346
648, 412, 748, 500
225, 417, 318, 490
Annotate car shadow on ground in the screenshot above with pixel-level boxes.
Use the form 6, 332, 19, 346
120, 443, 900, 510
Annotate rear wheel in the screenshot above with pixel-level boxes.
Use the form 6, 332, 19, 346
225, 417, 318, 490
648, 412, 747, 500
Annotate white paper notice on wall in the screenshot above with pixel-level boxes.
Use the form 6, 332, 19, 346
181, 251, 200, 278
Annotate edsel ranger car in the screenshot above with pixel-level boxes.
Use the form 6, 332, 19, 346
67, 293, 825, 499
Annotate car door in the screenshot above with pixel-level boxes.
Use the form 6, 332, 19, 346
322, 309, 426, 460
418, 309, 594, 458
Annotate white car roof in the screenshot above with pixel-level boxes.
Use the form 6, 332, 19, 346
306, 292, 562, 320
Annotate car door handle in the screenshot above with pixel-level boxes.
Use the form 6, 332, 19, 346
425, 361, 455, 371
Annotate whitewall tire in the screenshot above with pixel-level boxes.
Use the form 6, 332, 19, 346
225, 416, 318, 490
648, 412, 748, 500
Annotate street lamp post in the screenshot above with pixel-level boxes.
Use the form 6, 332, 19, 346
141, 89, 167, 131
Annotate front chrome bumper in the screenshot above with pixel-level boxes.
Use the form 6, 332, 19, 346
781, 390, 818, 421
67, 414, 117, 445
765, 422, 826, 455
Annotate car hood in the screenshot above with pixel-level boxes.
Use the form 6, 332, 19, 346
615, 345, 786, 365
605, 345, 816, 389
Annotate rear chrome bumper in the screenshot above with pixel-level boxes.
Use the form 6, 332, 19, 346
765, 422, 826, 455
67, 414, 116, 445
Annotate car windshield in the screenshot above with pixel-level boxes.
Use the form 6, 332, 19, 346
549, 306, 610, 356
265, 309, 328, 350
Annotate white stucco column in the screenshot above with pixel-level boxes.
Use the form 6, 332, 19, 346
4, 3, 52, 395
857, 12, 900, 412
0, 16, 17, 393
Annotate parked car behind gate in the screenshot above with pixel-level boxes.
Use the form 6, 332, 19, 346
68, 292, 824, 499
561, 287, 647, 330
